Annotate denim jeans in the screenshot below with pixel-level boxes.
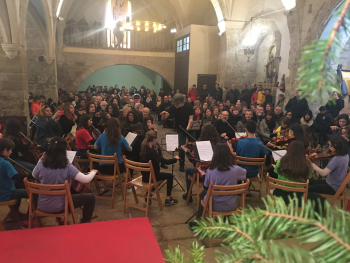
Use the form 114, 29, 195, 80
10, 189, 28, 210
178, 130, 196, 166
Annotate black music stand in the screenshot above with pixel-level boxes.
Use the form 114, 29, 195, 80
158, 137, 185, 192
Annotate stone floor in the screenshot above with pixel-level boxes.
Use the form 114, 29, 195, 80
0, 123, 343, 259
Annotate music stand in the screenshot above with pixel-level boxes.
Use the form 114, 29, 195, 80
188, 120, 202, 131
158, 137, 185, 192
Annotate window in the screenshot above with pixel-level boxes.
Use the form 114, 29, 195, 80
176, 36, 190, 53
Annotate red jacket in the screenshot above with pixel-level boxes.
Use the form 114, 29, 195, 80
31, 102, 41, 115
251, 92, 258, 103
187, 89, 198, 102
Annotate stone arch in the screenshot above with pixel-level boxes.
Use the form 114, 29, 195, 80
72, 56, 175, 89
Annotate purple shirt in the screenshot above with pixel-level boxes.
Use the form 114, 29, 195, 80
326, 155, 349, 191
33, 160, 79, 213
204, 165, 247, 212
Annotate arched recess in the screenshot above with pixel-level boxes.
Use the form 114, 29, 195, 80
72, 58, 174, 90
77, 64, 173, 94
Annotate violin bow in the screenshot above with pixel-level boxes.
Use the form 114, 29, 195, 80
259, 142, 284, 158
222, 118, 238, 135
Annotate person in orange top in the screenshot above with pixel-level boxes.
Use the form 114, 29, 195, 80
30, 96, 41, 116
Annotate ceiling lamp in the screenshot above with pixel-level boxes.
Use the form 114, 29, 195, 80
281, 0, 296, 10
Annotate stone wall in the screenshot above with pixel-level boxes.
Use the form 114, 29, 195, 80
58, 48, 175, 93
26, 17, 58, 101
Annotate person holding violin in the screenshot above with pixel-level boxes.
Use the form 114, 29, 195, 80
258, 111, 278, 142
140, 132, 180, 206
272, 141, 324, 215
3, 118, 36, 171
33, 137, 97, 223
274, 117, 291, 139
35, 105, 60, 149
308, 136, 349, 195
234, 121, 267, 178
0, 139, 31, 221
59, 102, 78, 137
75, 114, 95, 159
182, 124, 221, 203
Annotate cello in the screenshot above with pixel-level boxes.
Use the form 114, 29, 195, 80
19, 132, 43, 164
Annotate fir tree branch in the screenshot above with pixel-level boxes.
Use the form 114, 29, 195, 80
202, 226, 254, 242
318, 0, 350, 90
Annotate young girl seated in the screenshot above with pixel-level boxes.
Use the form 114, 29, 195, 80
273, 141, 324, 215
140, 132, 180, 206
189, 143, 246, 229
308, 136, 349, 195
33, 137, 97, 223
75, 114, 94, 159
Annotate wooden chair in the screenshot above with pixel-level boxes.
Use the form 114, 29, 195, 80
318, 172, 350, 211
123, 156, 163, 216
0, 200, 20, 231
87, 151, 123, 208
266, 175, 309, 202
23, 178, 77, 228
235, 155, 266, 207
186, 163, 204, 208
201, 179, 250, 219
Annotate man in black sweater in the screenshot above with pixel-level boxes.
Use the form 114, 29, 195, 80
212, 83, 223, 102
285, 91, 309, 120
214, 111, 236, 140
226, 84, 240, 105
238, 84, 251, 106
199, 84, 210, 102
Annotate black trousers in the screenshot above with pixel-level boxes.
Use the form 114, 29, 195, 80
273, 188, 324, 216
142, 172, 174, 196
196, 189, 208, 219
308, 179, 336, 195
97, 163, 126, 175
71, 193, 95, 223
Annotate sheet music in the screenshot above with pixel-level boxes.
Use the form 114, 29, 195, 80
235, 132, 246, 138
125, 132, 137, 146
166, 134, 178, 152
272, 150, 287, 161
66, 151, 76, 163
196, 141, 213, 162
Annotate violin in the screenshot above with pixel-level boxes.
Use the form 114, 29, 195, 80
308, 151, 336, 161
231, 136, 247, 144
175, 142, 196, 152
90, 124, 101, 141
71, 180, 92, 194
19, 132, 43, 164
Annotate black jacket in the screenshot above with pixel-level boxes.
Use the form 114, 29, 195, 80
212, 88, 223, 102
199, 88, 210, 102
285, 96, 309, 120
238, 89, 251, 105
325, 99, 344, 118
226, 89, 240, 104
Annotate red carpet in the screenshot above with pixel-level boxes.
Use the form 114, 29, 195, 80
0, 218, 164, 263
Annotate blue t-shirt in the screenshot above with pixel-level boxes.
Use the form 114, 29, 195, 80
0, 157, 17, 201
95, 134, 129, 164
234, 138, 267, 177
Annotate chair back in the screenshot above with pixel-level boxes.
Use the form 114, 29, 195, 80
123, 156, 155, 184
202, 179, 250, 218
23, 177, 77, 223
87, 151, 120, 176
327, 171, 350, 206
235, 155, 266, 178
266, 175, 309, 202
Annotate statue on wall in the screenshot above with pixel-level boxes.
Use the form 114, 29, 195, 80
113, 0, 128, 22
265, 54, 275, 79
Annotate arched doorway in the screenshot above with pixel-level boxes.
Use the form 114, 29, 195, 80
77, 64, 173, 95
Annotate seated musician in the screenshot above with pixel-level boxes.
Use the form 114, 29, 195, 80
273, 141, 324, 215
94, 118, 132, 176
0, 139, 31, 224
308, 136, 349, 195
75, 114, 95, 159
258, 111, 278, 142
182, 124, 221, 203
234, 121, 267, 178
272, 117, 292, 143
140, 132, 179, 206
33, 137, 96, 223
59, 102, 78, 137
189, 143, 246, 229
237, 110, 254, 132
3, 118, 36, 171
35, 105, 60, 149
214, 111, 236, 140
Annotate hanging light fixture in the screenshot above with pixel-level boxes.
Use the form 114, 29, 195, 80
243, 20, 255, 62
281, 0, 296, 10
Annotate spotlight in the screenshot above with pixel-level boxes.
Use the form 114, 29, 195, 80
136, 21, 140, 26
145, 22, 149, 26
137, 27, 140, 31
145, 28, 149, 31
170, 28, 177, 33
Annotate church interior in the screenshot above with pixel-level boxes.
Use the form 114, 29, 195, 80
0, 0, 350, 262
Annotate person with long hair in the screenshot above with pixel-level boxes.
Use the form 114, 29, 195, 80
300, 109, 314, 127
258, 111, 278, 141
33, 137, 97, 223
75, 114, 94, 159
85, 102, 100, 128
35, 105, 60, 149
59, 102, 77, 137
94, 118, 132, 176
106, 103, 119, 118
3, 118, 36, 171
140, 132, 180, 206
308, 136, 349, 195
273, 141, 324, 214
288, 123, 309, 149
119, 105, 130, 126
189, 143, 246, 229
182, 124, 221, 202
